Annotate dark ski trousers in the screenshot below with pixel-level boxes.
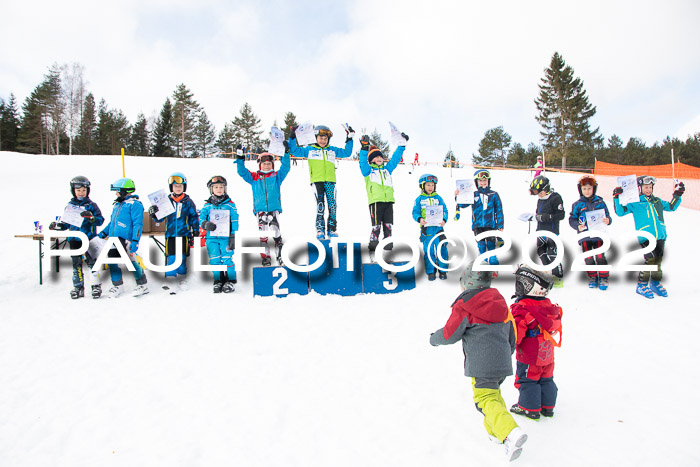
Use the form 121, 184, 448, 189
165, 236, 191, 277
639, 239, 665, 282
107, 237, 147, 286
368, 202, 394, 251
514, 361, 557, 413
581, 239, 609, 279
537, 236, 563, 278
313, 182, 337, 234
69, 239, 97, 289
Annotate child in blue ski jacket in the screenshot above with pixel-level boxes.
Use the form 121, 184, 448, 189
147, 172, 199, 293
569, 175, 612, 290
358, 133, 407, 255
49, 176, 104, 299
235, 149, 290, 267
413, 174, 449, 280
613, 175, 684, 298
455, 169, 504, 266
287, 124, 354, 239
200, 175, 239, 293
98, 178, 149, 298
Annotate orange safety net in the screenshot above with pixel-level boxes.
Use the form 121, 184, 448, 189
594, 161, 700, 179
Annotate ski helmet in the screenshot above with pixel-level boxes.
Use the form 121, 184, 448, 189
637, 175, 656, 192
459, 261, 492, 291
168, 172, 187, 192
110, 178, 136, 197
367, 146, 384, 164
577, 175, 597, 196
419, 174, 438, 192
314, 125, 333, 139
257, 152, 275, 170
514, 264, 553, 297
474, 169, 491, 186
530, 175, 550, 195
207, 175, 227, 194
70, 175, 91, 198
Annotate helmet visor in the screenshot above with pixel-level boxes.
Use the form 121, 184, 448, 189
169, 175, 185, 185
210, 176, 226, 185
640, 175, 656, 185
72, 181, 90, 189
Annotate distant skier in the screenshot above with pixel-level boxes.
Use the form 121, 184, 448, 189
235, 148, 290, 267
509, 265, 562, 422
430, 261, 527, 462
412, 174, 449, 280
533, 156, 544, 177
613, 175, 684, 298
49, 176, 104, 299
287, 124, 354, 239
568, 175, 611, 290
358, 133, 407, 258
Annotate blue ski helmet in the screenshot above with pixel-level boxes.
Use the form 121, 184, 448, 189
110, 178, 136, 196
419, 174, 438, 192
168, 172, 187, 192
474, 169, 491, 186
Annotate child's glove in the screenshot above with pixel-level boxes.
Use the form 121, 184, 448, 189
612, 187, 623, 199
199, 229, 207, 247
536, 213, 552, 222
128, 240, 139, 254
49, 221, 67, 230
283, 140, 289, 151
148, 205, 159, 219
673, 181, 685, 197
454, 206, 461, 221
400, 132, 409, 142
360, 135, 370, 151
228, 234, 236, 251
235, 144, 245, 160
201, 221, 217, 231
188, 235, 194, 248
345, 125, 355, 142
80, 211, 96, 222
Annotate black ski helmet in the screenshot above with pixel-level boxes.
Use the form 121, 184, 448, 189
514, 264, 553, 297
70, 175, 91, 198
207, 175, 227, 194
530, 175, 550, 195
577, 175, 598, 196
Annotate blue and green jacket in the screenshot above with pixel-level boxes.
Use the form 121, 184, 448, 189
359, 146, 404, 204
614, 193, 681, 241
412, 192, 448, 238
288, 138, 353, 183
99, 195, 144, 243
199, 194, 239, 239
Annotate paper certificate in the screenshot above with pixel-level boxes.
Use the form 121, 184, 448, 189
617, 175, 639, 205
62, 204, 86, 228
268, 126, 286, 156
584, 209, 608, 232
389, 121, 408, 147
87, 237, 107, 260
148, 189, 175, 220
456, 179, 475, 204
425, 205, 444, 227
210, 209, 230, 237
296, 121, 316, 146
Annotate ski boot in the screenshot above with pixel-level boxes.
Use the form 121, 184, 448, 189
316, 230, 326, 240
552, 277, 564, 288
428, 272, 436, 281
439, 271, 447, 280
213, 281, 223, 293
108, 285, 123, 298
262, 256, 272, 267
636, 281, 654, 299
327, 230, 338, 238
504, 427, 527, 462
649, 280, 668, 297
91, 284, 102, 299
70, 286, 84, 299
132, 284, 150, 297
510, 404, 540, 420
178, 279, 189, 291
541, 407, 554, 418
222, 281, 236, 293
588, 276, 598, 288
598, 277, 609, 291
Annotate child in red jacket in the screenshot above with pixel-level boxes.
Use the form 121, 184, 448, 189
509, 265, 562, 420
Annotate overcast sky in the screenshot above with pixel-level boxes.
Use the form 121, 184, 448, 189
2, 0, 699, 162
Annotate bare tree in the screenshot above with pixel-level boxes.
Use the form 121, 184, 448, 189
61, 62, 87, 155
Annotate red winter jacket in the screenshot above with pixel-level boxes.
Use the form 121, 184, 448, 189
511, 297, 562, 366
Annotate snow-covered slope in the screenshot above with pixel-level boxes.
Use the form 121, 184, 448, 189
1, 152, 699, 466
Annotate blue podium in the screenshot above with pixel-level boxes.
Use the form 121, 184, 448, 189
362, 262, 416, 294
252, 266, 309, 297
308, 240, 364, 296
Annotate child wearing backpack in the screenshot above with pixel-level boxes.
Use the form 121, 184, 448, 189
200, 175, 239, 293
358, 133, 407, 257
412, 174, 449, 280
509, 265, 562, 421
235, 148, 290, 267
97, 178, 149, 298
430, 261, 527, 462
148, 172, 199, 294
569, 175, 612, 290
48, 176, 105, 299
613, 176, 684, 298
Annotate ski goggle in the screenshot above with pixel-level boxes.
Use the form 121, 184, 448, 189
474, 171, 491, 180
316, 128, 333, 137
423, 176, 438, 184
169, 175, 185, 185
639, 176, 656, 185
578, 175, 597, 186
209, 176, 226, 185
258, 154, 275, 164
72, 182, 90, 189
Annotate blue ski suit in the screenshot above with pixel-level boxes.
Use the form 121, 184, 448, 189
413, 192, 449, 275
200, 194, 240, 282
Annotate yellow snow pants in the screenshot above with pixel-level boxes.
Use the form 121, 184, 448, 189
472, 378, 518, 442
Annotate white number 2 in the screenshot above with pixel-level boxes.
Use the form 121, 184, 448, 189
272, 267, 289, 295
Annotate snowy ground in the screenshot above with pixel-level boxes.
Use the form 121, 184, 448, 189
1, 151, 699, 466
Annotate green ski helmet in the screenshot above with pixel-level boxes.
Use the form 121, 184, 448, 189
110, 178, 136, 197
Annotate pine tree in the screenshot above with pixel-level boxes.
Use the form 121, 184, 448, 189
129, 113, 150, 156
192, 110, 216, 157
282, 111, 299, 140
0, 94, 20, 151
443, 149, 458, 167
606, 134, 624, 164
229, 102, 265, 152
216, 122, 236, 157
369, 129, 390, 158
17, 85, 47, 154
95, 99, 130, 154
172, 84, 201, 157
535, 52, 601, 169
474, 126, 512, 166
74, 93, 97, 154
151, 98, 176, 157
